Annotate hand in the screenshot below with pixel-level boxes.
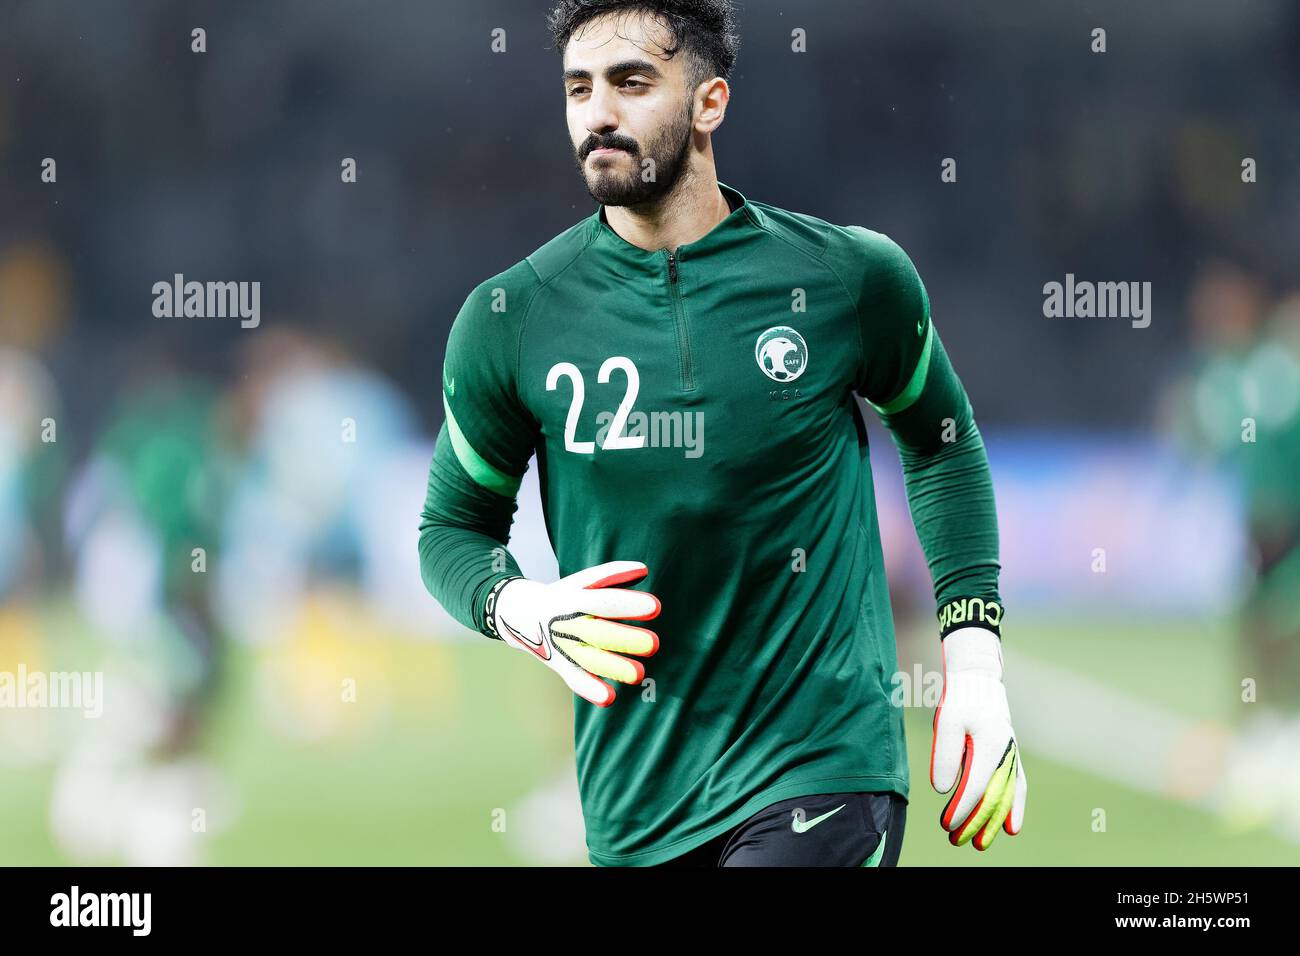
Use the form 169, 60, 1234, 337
930, 627, 1028, 850
488, 561, 660, 707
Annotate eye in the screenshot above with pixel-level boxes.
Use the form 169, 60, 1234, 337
621, 79, 646, 89
567, 85, 590, 97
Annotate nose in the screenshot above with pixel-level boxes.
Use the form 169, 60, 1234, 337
583, 86, 619, 141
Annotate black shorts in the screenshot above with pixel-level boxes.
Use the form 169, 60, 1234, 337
656, 791, 907, 867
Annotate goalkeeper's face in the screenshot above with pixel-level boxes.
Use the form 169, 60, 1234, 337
562, 12, 698, 207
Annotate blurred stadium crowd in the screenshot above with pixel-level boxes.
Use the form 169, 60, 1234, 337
0, 0, 1298, 863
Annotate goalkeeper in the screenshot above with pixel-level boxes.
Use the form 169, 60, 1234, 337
418, 0, 1025, 866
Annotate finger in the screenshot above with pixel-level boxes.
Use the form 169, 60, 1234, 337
974, 748, 1019, 850
554, 637, 645, 685
551, 616, 658, 656
938, 733, 973, 831
1005, 749, 1028, 835
553, 655, 617, 706
949, 740, 1016, 847
930, 701, 965, 795
559, 561, 648, 590
569, 587, 660, 621
945, 727, 1010, 833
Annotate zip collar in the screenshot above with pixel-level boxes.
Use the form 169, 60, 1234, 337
589, 181, 765, 272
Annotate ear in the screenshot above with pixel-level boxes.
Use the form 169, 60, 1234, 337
693, 77, 730, 134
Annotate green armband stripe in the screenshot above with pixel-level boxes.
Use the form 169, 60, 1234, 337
442, 395, 522, 497
871, 322, 933, 416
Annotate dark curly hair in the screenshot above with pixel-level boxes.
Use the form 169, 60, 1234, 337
547, 0, 739, 89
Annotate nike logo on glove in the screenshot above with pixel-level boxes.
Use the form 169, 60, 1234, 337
501, 619, 551, 661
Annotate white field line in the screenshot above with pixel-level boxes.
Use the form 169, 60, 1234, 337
1009, 653, 1300, 843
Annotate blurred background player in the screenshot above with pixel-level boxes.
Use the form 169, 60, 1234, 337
1164, 263, 1300, 838
54, 352, 231, 865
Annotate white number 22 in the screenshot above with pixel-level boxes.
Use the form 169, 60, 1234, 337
546, 356, 646, 454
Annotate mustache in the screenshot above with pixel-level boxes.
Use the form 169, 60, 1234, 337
580, 133, 639, 159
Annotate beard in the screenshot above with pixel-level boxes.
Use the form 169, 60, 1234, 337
574, 102, 694, 208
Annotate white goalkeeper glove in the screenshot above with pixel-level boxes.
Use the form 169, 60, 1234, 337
931, 626, 1028, 850
484, 560, 661, 707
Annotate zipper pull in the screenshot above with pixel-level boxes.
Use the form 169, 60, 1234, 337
668, 252, 678, 283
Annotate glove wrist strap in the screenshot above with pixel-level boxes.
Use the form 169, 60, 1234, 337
937, 596, 1003, 639
482, 575, 524, 640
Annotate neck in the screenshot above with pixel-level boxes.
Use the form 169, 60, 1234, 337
602, 166, 732, 254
